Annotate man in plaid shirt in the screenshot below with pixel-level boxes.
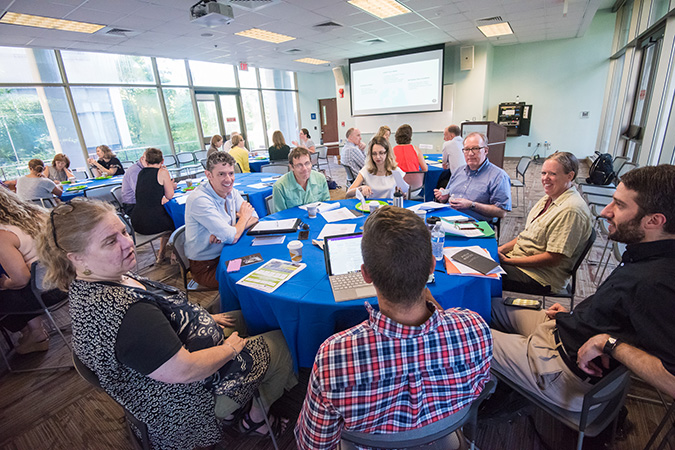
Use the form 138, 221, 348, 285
295, 206, 493, 450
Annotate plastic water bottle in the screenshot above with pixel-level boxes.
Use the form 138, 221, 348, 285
431, 221, 445, 261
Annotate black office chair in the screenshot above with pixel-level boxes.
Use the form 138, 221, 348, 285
492, 366, 631, 450
340, 379, 496, 450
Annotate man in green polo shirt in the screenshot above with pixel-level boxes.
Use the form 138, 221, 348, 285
272, 146, 330, 213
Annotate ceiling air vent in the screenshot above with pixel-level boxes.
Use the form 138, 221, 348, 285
358, 38, 387, 45
282, 48, 303, 54
97, 27, 141, 38
476, 16, 504, 24
227, 0, 280, 12
314, 21, 343, 29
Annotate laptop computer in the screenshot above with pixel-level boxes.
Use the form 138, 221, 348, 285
324, 233, 377, 302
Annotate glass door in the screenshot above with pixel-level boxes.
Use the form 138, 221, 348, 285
195, 92, 243, 146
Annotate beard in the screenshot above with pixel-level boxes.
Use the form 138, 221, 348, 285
608, 214, 645, 244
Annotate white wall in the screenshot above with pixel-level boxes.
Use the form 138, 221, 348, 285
296, 71, 336, 143
488, 10, 616, 159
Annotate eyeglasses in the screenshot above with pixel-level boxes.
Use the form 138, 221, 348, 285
371, 151, 387, 157
462, 146, 486, 154
292, 161, 313, 170
50, 203, 74, 251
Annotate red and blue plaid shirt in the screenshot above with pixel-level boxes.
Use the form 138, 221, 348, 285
295, 302, 492, 450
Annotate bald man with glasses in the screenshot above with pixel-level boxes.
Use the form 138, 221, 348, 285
434, 132, 511, 222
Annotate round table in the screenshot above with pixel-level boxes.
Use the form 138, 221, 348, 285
60, 175, 125, 201
216, 199, 501, 369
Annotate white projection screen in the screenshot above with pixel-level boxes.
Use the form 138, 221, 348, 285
350, 45, 444, 117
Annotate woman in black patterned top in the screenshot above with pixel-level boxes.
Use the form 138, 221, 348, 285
39, 199, 296, 449
88, 144, 125, 176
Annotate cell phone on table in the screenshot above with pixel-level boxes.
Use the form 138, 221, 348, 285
298, 230, 309, 240
503, 297, 542, 310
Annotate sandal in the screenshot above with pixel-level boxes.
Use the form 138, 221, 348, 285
221, 399, 250, 428
238, 406, 285, 438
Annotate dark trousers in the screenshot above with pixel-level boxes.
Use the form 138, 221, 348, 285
501, 265, 552, 295
0, 285, 67, 332
189, 257, 220, 289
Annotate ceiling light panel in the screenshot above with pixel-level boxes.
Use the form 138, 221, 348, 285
235, 28, 295, 43
295, 57, 330, 65
477, 22, 514, 38
0, 12, 104, 34
348, 0, 411, 19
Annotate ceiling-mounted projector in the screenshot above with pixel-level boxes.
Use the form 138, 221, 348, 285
190, 0, 234, 27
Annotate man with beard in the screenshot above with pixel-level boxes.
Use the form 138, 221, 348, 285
490, 164, 675, 411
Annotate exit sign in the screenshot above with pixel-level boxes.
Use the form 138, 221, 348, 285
239, 62, 248, 71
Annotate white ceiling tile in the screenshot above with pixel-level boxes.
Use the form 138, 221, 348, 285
78, 0, 144, 15
9, 2, 76, 17
0, 35, 34, 46
65, 8, 132, 24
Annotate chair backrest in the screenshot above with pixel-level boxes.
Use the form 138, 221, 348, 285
72, 169, 89, 180
200, 158, 207, 170
612, 156, 628, 174
194, 150, 208, 160
310, 152, 319, 169
616, 162, 637, 180
404, 171, 426, 200
260, 163, 289, 174
117, 212, 136, 245
110, 185, 124, 209
265, 194, 274, 215
163, 155, 177, 167
30, 197, 56, 208
316, 145, 328, 159
121, 160, 134, 169
234, 162, 242, 173
84, 183, 121, 203
341, 379, 496, 449
516, 156, 531, 180
568, 228, 597, 295
168, 225, 190, 289
176, 152, 196, 165
241, 193, 250, 203
72, 352, 151, 450
342, 164, 356, 186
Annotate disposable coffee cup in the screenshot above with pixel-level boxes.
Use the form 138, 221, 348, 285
186, 180, 192, 187
415, 209, 427, 222
287, 240, 303, 262
369, 201, 380, 214
307, 204, 318, 218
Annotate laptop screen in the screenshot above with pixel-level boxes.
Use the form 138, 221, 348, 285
326, 233, 364, 276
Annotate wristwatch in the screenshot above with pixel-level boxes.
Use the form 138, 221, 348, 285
603, 336, 621, 355
471, 202, 476, 210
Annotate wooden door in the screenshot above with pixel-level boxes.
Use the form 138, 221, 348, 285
319, 98, 339, 157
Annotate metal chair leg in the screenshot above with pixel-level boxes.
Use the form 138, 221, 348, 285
254, 392, 279, 450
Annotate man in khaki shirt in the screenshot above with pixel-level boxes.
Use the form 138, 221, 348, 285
498, 152, 592, 294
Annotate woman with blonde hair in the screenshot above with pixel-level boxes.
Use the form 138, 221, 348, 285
374, 125, 391, 141
88, 144, 125, 177
268, 130, 291, 162
0, 189, 66, 354
15, 159, 62, 201
346, 136, 408, 199
44, 153, 74, 182
207, 134, 223, 158
229, 134, 251, 173
39, 198, 296, 449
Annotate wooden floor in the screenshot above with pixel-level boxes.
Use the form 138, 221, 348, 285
1, 157, 673, 450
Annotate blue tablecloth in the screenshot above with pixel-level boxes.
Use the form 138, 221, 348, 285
424, 154, 445, 201
249, 158, 270, 172
164, 172, 277, 228
60, 175, 125, 201
216, 199, 501, 369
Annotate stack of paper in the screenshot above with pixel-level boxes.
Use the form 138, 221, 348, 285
443, 246, 505, 279
317, 224, 356, 240
441, 218, 495, 238
321, 207, 359, 222
407, 201, 450, 212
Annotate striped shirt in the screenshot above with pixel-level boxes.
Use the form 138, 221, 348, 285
295, 302, 492, 450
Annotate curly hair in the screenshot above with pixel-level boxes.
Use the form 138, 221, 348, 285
0, 189, 47, 238
38, 198, 116, 291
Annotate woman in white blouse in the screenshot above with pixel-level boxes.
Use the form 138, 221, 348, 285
346, 136, 408, 200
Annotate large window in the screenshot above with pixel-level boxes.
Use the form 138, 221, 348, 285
61, 51, 154, 84
189, 61, 236, 88
241, 90, 265, 150
157, 58, 189, 85
0, 47, 61, 84
263, 90, 299, 147
0, 87, 79, 177
163, 88, 200, 153
71, 87, 169, 162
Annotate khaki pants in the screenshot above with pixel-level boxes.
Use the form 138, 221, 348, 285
490, 297, 593, 411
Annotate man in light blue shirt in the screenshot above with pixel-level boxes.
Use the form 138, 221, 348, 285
272, 147, 330, 213
185, 152, 258, 288
434, 132, 511, 222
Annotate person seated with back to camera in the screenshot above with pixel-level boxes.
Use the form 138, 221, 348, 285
295, 205, 492, 450
268, 130, 291, 162
434, 132, 511, 222
88, 144, 125, 177
272, 146, 330, 213
345, 136, 408, 200
120, 150, 147, 216
16, 158, 63, 202
498, 152, 592, 295
185, 152, 258, 289
43, 153, 74, 183
392, 124, 428, 173
491, 164, 675, 411
41, 198, 297, 450
130, 147, 176, 264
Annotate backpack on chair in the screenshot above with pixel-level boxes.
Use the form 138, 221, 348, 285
586, 153, 615, 185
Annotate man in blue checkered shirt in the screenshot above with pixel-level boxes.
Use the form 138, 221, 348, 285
295, 205, 493, 450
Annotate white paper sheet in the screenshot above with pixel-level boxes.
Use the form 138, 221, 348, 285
299, 202, 340, 213
247, 182, 275, 189
174, 195, 188, 205
321, 207, 359, 223
261, 176, 281, 182
406, 201, 450, 212
355, 187, 366, 206
317, 223, 356, 240
392, 170, 409, 193
251, 235, 286, 246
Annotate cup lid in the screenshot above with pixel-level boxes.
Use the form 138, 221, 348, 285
287, 240, 302, 249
